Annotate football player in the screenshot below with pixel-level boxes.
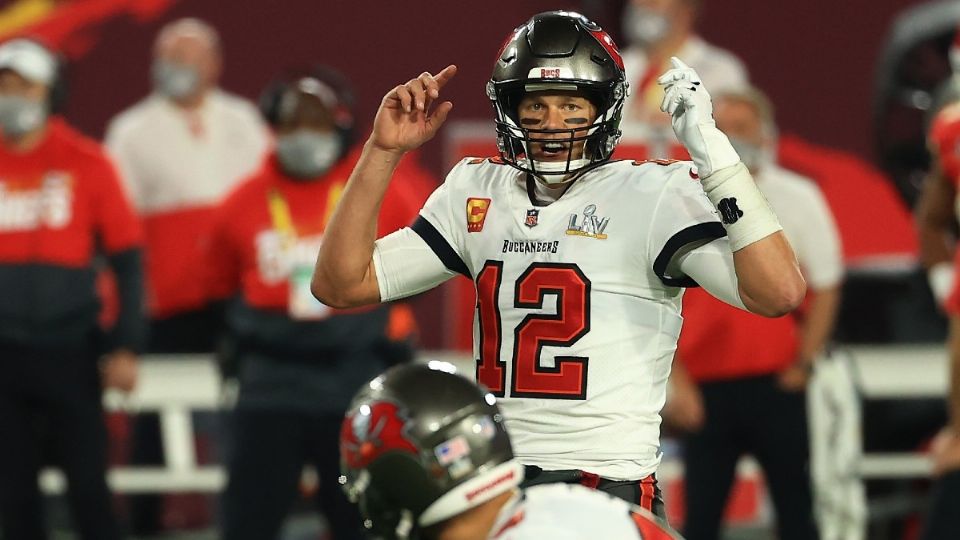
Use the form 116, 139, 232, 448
313, 11, 804, 512
340, 363, 681, 540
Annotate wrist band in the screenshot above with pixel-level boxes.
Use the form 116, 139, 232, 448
700, 162, 783, 251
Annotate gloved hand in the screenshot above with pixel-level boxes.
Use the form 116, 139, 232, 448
658, 57, 740, 177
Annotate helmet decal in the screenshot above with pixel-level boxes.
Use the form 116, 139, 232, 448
341, 401, 419, 469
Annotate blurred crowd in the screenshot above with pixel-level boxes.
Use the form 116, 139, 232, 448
0, 0, 957, 539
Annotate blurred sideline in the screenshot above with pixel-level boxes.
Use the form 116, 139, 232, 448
37, 346, 946, 497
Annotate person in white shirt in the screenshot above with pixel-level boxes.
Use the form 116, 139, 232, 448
103, 17, 268, 536
313, 10, 804, 516
618, 0, 749, 159
665, 87, 842, 540
105, 17, 269, 351
340, 362, 682, 540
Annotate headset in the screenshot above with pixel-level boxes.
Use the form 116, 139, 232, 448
258, 65, 355, 154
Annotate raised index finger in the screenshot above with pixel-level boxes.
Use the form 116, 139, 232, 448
434, 64, 458, 89
669, 56, 690, 70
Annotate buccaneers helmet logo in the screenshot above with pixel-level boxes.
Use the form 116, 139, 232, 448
340, 401, 419, 469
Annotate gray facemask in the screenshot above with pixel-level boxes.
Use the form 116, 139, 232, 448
276, 131, 342, 180
728, 136, 773, 173
622, 4, 672, 47
0, 96, 47, 139
152, 60, 201, 100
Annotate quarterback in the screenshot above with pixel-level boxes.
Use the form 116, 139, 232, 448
313, 11, 804, 511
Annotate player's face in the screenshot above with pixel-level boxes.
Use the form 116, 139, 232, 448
517, 91, 598, 162
155, 33, 220, 94
0, 70, 48, 103
714, 98, 763, 147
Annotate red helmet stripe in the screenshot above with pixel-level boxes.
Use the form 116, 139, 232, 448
589, 29, 624, 72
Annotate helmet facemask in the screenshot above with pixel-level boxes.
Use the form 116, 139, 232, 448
489, 79, 626, 184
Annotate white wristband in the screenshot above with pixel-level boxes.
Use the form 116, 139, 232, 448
701, 162, 782, 251
929, 262, 955, 306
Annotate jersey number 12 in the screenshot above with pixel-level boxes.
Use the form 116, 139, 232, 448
475, 260, 590, 400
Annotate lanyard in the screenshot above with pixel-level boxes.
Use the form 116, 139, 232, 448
267, 188, 297, 249
266, 182, 346, 249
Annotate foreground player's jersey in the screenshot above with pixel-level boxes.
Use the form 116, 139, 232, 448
489, 484, 680, 539
416, 158, 725, 479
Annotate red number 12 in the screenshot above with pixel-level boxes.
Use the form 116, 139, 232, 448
475, 260, 590, 400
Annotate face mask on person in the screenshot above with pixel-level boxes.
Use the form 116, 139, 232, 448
0, 95, 47, 138
728, 136, 773, 173
152, 60, 200, 100
275, 130, 342, 180
622, 4, 672, 47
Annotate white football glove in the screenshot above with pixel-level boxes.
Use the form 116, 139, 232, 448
658, 57, 740, 178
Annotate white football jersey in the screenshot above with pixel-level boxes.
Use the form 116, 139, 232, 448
489, 484, 679, 540
414, 157, 724, 479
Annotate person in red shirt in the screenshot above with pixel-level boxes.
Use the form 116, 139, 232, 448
918, 99, 960, 309
918, 33, 960, 537
0, 39, 144, 540
209, 67, 428, 540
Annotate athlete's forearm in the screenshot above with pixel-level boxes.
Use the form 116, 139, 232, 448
312, 141, 404, 307
796, 285, 841, 366
733, 231, 806, 317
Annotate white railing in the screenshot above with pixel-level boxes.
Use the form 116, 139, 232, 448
37, 346, 947, 494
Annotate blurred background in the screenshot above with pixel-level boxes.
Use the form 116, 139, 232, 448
1, 0, 958, 539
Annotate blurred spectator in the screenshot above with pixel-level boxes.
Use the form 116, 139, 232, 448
0, 38, 144, 539
666, 88, 842, 540
919, 57, 960, 538
105, 17, 269, 351
874, 1, 960, 206
918, 97, 960, 309
104, 18, 268, 534
618, 0, 748, 159
209, 67, 425, 540
921, 288, 960, 539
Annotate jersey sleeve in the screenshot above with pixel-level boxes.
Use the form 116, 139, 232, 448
789, 181, 844, 289
645, 164, 727, 287
409, 158, 472, 278
92, 154, 143, 253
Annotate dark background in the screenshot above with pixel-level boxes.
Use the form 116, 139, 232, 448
46, 0, 921, 171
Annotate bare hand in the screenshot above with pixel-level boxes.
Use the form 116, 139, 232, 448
101, 349, 138, 393
664, 375, 705, 432
777, 363, 810, 392
932, 427, 960, 475
370, 65, 457, 154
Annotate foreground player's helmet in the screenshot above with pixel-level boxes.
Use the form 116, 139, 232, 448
339, 363, 521, 540
488, 11, 628, 178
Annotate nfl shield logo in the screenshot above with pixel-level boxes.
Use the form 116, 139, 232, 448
525, 209, 539, 228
